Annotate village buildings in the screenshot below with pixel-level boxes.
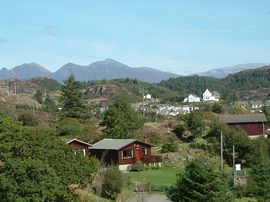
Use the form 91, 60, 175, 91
183, 89, 220, 103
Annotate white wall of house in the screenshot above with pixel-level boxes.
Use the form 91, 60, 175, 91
184, 94, 200, 103
119, 164, 132, 171
203, 89, 219, 102
144, 94, 152, 99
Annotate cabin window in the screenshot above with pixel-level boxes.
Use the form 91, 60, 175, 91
142, 147, 147, 155
122, 149, 133, 159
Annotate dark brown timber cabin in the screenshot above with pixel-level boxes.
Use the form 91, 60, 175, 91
219, 113, 267, 137
66, 139, 92, 156
90, 139, 162, 170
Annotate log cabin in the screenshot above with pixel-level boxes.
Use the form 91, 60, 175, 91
90, 139, 162, 171
66, 139, 92, 156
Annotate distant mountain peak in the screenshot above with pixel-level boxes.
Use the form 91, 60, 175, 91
194, 63, 270, 78
0, 58, 178, 82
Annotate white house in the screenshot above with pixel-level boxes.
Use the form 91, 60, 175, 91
144, 93, 152, 100
250, 100, 263, 109
183, 94, 201, 103
203, 89, 219, 102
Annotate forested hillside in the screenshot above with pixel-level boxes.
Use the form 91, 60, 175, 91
159, 65, 270, 99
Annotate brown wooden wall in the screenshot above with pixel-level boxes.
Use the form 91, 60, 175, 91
68, 141, 91, 156
90, 149, 118, 165
118, 142, 152, 165
228, 122, 264, 136
90, 141, 153, 165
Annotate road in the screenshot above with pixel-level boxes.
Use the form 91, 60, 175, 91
128, 193, 172, 202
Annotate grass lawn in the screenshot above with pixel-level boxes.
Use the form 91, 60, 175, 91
127, 166, 180, 187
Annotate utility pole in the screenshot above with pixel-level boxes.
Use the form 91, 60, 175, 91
220, 131, 223, 171
233, 145, 236, 187
139, 81, 145, 118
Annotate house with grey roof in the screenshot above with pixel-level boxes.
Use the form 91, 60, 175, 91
219, 113, 267, 138
90, 139, 162, 171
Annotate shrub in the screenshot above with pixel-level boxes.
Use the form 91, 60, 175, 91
161, 142, 178, 153
172, 124, 186, 139
18, 112, 38, 126
101, 166, 124, 200
150, 184, 169, 193
131, 161, 144, 172
56, 118, 82, 136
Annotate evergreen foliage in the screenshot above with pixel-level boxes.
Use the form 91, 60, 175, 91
102, 98, 143, 138
167, 158, 232, 202
33, 89, 43, 104
101, 166, 124, 200
59, 75, 89, 119
0, 113, 99, 201
247, 159, 270, 201
181, 111, 205, 139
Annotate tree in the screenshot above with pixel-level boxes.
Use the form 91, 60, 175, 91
212, 103, 224, 113
59, 75, 88, 119
18, 111, 38, 126
181, 111, 205, 139
101, 166, 124, 200
172, 124, 186, 139
167, 158, 232, 202
246, 159, 270, 201
43, 94, 57, 112
33, 89, 43, 104
102, 98, 143, 138
0, 159, 75, 201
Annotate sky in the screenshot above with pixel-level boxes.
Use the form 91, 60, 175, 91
0, 0, 269, 74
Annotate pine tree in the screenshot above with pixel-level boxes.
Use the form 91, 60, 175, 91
247, 158, 270, 201
59, 75, 88, 119
167, 158, 232, 202
102, 98, 143, 138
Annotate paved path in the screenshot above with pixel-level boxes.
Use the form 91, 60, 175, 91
128, 193, 172, 202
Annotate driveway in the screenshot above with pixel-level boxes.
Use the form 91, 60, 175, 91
128, 193, 172, 202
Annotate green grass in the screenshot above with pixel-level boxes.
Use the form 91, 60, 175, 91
127, 166, 180, 187
235, 197, 257, 202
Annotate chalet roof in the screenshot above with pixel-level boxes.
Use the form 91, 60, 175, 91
219, 113, 267, 124
90, 139, 153, 150
66, 139, 92, 147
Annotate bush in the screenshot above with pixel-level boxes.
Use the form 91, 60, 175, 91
161, 142, 178, 153
18, 112, 38, 126
131, 161, 144, 172
172, 124, 186, 139
101, 166, 124, 200
150, 184, 169, 193
56, 118, 82, 136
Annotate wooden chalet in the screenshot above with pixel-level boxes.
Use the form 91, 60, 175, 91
66, 139, 92, 156
219, 113, 267, 138
90, 139, 162, 170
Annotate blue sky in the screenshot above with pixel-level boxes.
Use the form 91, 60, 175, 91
0, 0, 269, 74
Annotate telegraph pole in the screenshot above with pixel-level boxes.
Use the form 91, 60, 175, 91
233, 145, 236, 187
220, 131, 223, 171
139, 81, 145, 118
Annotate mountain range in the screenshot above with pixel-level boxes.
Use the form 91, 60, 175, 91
0, 59, 269, 83
0, 59, 177, 83
194, 63, 269, 78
